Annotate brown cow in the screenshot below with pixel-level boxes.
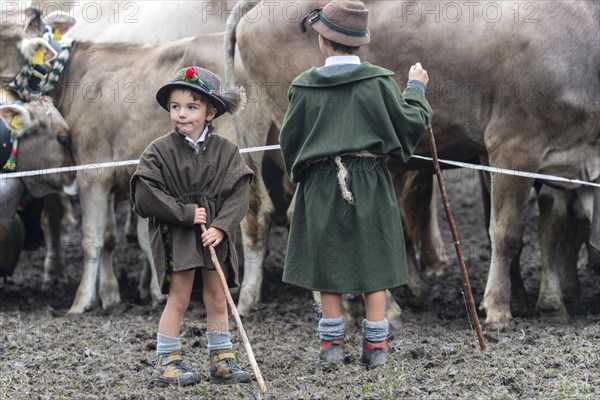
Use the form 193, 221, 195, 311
7, 7, 274, 313
0, 98, 74, 278
1, 6, 77, 286
226, 0, 600, 326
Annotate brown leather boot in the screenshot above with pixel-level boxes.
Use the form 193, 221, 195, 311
152, 351, 201, 387
360, 340, 388, 370
319, 339, 345, 370
209, 349, 252, 384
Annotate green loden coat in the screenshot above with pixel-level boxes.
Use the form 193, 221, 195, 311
279, 62, 433, 293
130, 130, 253, 294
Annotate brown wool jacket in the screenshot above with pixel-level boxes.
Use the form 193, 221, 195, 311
130, 130, 253, 293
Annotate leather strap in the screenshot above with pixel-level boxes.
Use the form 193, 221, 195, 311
213, 351, 236, 361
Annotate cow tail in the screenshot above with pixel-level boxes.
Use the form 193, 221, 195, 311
225, 0, 261, 149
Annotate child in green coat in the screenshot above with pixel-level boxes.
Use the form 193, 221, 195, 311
279, 0, 433, 370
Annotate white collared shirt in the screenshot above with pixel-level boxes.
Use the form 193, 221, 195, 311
182, 125, 208, 153
324, 55, 361, 67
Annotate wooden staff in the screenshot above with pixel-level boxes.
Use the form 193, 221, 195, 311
200, 224, 267, 393
427, 125, 487, 351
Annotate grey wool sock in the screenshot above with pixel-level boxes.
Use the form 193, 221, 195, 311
206, 331, 233, 352
318, 316, 345, 341
362, 318, 389, 343
156, 333, 181, 356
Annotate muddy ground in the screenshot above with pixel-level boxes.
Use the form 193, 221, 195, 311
1, 169, 599, 400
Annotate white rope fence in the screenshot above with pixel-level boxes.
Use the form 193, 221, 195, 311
2, 144, 600, 188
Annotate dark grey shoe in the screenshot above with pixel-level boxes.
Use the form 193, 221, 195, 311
209, 349, 252, 384
152, 351, 201, 387
359, 340, 388, 370
319, 339, 345, 370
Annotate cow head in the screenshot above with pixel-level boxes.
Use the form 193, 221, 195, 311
0, 7, 51, 83
0, 99, 75, 198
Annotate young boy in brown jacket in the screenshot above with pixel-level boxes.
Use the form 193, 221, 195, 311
131, 65, 253, 386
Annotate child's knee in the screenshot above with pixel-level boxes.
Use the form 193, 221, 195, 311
203, 289, 226, 313
166, 293, 191, 315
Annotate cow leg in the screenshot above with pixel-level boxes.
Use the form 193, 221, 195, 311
0, 178, 26, 277
560, 195, 588, 304
536, 187, 583, 319
394, 170, 428, 301
124, 207, 138, 243
481, 139, 536, 326
508, 244, 528, 316
138, 255, 151, 301
68, 176, 111, 313
574, 188, 600, 274
420, 177, 448, 277
136, 216, 165, 306
237, 170, 274, 316
384, 290, 403, 329
587, 241, 600, 274
98, 194, 121, 309
536, 187, 566, 318
480, 166, 530, 317
404, 238, 428, 307
41, 194, 65, 288
478, 168, 492, 244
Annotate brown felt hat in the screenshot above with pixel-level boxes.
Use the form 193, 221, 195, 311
156, 66, 244, 118
301, 0, 370, 47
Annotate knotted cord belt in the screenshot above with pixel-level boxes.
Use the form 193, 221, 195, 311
307, 151, 387, 204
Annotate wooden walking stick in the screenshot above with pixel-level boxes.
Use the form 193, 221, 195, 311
200, 224, 267, 393
427, 125, 487, 351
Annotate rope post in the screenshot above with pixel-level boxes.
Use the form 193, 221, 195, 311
200, 224, 267, 393
427, 125, 486, 351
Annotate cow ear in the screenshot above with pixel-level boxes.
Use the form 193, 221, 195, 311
24, 7, 45, 36
0, 104, 35, 138
43, 11, 77, 36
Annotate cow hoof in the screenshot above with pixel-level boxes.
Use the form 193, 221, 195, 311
236, 301, 253, 317
510, 297, 529, 318
41, 279, 58, 291
101, 294, 122, 309
482, 307, 512, 329
589, 260, 600, 275
540, 310, 569, 322
388, 315, 403, 330
151, 293, 167, 307
483, 320, 511, 332
562, 290, 580, 305
422, 262, 445, 278
68, 303, 92, 314
42, 265, 65, 290
537, 301, 569, 322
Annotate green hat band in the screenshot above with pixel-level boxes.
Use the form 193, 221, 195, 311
310, 10, 369, 37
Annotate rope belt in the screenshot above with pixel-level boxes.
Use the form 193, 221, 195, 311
308, 151, 387, 204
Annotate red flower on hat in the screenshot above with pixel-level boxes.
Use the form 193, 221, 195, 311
185, 67, 197, 78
